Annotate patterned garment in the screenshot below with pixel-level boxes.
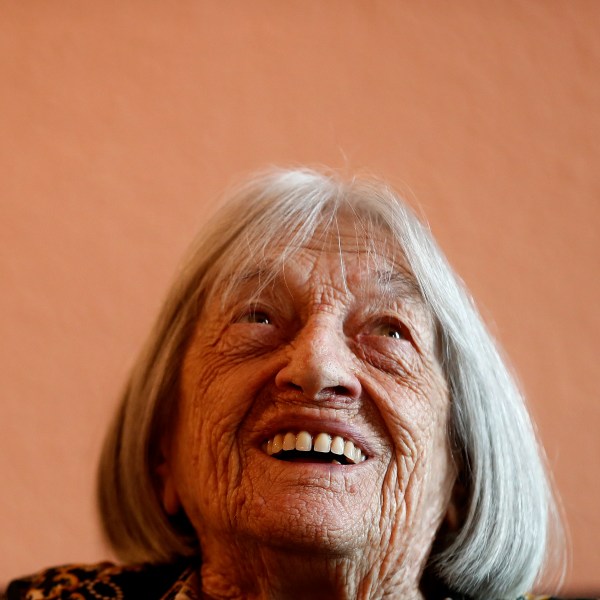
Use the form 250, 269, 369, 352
3, 561, 596, 600
4, 562, 198, 600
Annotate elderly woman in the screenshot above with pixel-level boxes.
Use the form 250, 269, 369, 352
7, 168, 580, 600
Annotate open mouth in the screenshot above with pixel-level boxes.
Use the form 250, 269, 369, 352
263, 431, 367, 465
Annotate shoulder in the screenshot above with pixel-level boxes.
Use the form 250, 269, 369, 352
5, 561, 192, 600
443, 594, 596, 600
517, 595, 598, 600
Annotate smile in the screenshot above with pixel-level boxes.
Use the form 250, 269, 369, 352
263, 431, 367, 465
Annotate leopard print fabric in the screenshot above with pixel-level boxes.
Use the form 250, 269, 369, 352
4, 562, 596, 600
5, 562, 197, 600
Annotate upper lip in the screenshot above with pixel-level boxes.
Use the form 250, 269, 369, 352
253, 413, 376, 458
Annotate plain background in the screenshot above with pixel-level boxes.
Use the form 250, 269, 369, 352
1, 1, 598, 594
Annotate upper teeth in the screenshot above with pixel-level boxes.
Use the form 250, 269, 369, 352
264, 431, 367, 464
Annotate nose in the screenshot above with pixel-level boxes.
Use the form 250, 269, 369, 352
275, 317, 362, 400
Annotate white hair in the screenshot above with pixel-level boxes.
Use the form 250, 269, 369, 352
98, 167, 564, 599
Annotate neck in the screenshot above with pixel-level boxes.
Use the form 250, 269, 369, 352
197, 541, 426, 600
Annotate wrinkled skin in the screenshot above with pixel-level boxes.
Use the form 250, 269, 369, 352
161, 218, 457, 599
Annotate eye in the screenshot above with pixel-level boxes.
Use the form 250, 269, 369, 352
237, 309, 272, 325
370, 321, 407, 340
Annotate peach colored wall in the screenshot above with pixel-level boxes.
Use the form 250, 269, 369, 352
1, 1, 598, 594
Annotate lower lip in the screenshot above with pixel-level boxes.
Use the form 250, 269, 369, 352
259, 451, 368, 469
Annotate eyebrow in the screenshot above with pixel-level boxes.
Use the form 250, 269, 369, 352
222, 265, 423, 305
231, 267, 279, 290
219, 266, 287, 306
374, 269, 424, 303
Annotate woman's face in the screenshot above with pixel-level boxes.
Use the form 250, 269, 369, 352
163, 216, 456, 579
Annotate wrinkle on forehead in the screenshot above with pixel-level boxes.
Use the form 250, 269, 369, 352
213, 235, 426, 314
203, 207, 430, 313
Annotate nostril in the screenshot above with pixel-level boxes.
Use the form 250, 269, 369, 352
326, 385, 352, 397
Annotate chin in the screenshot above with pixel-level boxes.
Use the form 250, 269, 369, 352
238, 492, 373, 555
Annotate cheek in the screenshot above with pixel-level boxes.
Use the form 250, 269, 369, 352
373, 371, 447, 446
171, 346, 282, 528
169, 361, 242, 522
366, 369, 453, 501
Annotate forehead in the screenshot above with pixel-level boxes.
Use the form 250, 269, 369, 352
212, 213, 424, 307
